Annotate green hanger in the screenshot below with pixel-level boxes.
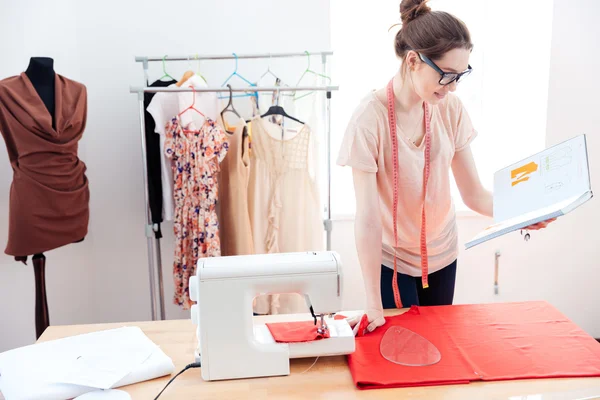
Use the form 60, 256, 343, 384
195, 54, 208, 84
159, 55, 176, 82
293, 50, 331, 101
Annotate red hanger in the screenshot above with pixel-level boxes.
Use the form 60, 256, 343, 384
178, 85, 206, 118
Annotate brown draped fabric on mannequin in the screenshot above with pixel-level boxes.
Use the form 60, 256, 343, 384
0, 57, 89, 339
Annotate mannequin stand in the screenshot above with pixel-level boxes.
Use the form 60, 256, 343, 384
15, 253, 50, 339
32, 254, 49, 339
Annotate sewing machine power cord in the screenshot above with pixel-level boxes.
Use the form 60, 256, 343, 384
154, 354, 320, 398
154, 361, 201, 400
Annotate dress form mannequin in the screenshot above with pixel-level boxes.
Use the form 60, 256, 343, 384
18, 57, 84, 339
0, 57, 89, 340
17, 57, 57, 339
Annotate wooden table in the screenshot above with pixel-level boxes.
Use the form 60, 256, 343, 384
36, 311, 600, 400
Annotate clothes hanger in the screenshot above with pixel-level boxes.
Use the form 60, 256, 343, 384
260, 88, 304, 125
178, 85, 206, 120
293, 50, 331, 101
258, 53, 289, 87
159, 55, 176, 82
177, 55, 209, 86
220, 84, 242, 134
218, 53, 258, 100
261, 105, 304, 125
257, 53, 291, 111
177, 72, 194, 87
195, 54, 208, 84
176, 56, 196, 87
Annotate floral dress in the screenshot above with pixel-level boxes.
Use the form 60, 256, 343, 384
165, 116, 228, 309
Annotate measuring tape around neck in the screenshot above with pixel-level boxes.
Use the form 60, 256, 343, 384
386, 79, 431, 309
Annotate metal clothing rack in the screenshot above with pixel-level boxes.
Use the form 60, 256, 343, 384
130, 51, 336, 321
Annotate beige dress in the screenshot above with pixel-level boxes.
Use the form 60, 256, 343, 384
216, 116, 254, 256
248, 117, 324, 315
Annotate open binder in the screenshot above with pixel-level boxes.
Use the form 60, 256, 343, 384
465, 134, 593, 249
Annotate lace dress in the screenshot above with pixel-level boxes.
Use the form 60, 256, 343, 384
248, 117, 323, 314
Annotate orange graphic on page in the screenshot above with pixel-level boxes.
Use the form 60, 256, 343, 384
511, 161, 538, 187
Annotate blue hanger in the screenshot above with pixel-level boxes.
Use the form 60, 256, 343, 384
218, 53, 258, 100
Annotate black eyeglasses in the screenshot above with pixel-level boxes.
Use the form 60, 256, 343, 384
418, 53, 472, 85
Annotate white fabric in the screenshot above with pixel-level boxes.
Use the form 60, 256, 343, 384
288, 75, 323, 187
147, 75, 219, 221
0, 347, 173, 400
0, 328, 174, 400
74, 389, 131, 399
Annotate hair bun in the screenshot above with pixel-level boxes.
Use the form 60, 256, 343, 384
400, 0, 431, 25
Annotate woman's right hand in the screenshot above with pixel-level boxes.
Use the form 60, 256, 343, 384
347, 308, 386, 336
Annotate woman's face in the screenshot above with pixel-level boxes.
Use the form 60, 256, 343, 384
409, 48, 471, 104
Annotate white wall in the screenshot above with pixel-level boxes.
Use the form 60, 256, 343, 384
541, 0, 600, 333
0, 0, 331, 353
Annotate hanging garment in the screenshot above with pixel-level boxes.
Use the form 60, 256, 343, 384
216, 116, 254, 256
248, 117, 323, 315
0, 72, 89, 256
165, 116, 228, 309
147, 75, 218, 222
347, 301, 600, 389
147, 83, 179, 222
144, 78, 177, 238
257, 75, 322, 190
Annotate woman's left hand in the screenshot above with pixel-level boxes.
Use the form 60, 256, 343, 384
524, 217, 557, 230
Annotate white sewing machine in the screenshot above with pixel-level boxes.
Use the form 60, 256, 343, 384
189, 251, 355, 381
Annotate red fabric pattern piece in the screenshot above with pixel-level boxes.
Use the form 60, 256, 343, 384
266, 321, 331, 343
348, 301, 600, 389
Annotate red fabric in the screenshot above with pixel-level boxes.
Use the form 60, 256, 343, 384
355, 314, 370, 337
333, 314, 368, 336
348, 301, 600, 389
266, 321, 330, 343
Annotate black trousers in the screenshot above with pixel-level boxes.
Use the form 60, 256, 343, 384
380, 260, 457, 308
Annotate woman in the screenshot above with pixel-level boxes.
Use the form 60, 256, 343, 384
337, 0, 554, 335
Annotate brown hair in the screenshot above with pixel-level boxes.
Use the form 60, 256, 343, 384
395, 0, 472, 67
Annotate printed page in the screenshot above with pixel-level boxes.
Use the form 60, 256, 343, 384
493, 134, 590, 222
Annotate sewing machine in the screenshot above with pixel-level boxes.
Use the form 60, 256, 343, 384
189, 251, 355, 381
